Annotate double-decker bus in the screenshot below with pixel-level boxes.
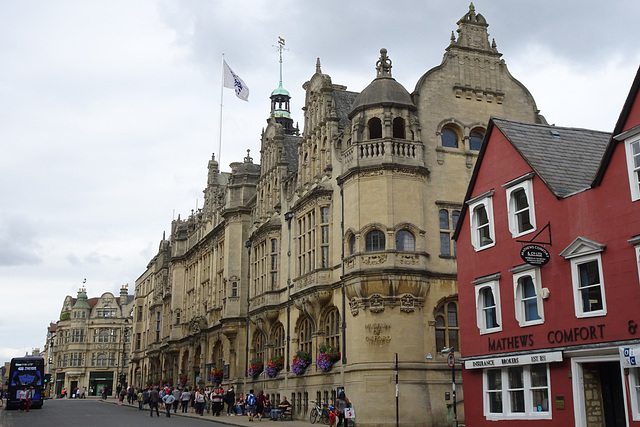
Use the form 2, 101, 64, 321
6, 357, 44, 409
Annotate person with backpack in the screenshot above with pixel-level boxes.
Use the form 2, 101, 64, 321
246, 389, 256, 421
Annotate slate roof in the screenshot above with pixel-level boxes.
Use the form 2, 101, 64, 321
349, 77, 415, 119
492, 118, 611, 198
332, 90, 359, 132
283, 134, 301, 175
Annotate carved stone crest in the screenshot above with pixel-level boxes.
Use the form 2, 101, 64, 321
400, 294, 415, 313
369, 294, 384, 314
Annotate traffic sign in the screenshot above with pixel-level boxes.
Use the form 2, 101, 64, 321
447, 353, 455, 368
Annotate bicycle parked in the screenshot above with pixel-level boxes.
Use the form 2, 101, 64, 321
309, 400, 330, 424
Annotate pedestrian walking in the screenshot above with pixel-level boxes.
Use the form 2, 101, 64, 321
162, 392, 176, 417
225, 386, 236, 416
148, 386, 160, 417
180, 388, 191, 413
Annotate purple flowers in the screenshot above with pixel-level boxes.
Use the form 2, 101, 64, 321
317, 344, 341, 372
265, 356, 284, 378
292, 351, 312, 375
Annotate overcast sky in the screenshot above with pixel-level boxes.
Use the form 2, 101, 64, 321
1, 0, 639, 362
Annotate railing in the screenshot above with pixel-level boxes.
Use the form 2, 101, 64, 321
343, 138, 423, 167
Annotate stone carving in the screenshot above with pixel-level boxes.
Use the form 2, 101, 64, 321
369, 294, 384, 314
362, 254, 387, 265
398, 254, 419, 265
400, 294, 415, 313
349, 298, 360, 316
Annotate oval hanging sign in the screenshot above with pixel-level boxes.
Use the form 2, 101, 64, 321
520, 244, 550, 266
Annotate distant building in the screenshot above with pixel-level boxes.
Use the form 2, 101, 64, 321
130, 4, 545, 425
455, 67, 640, 423
48, 285, 133, 397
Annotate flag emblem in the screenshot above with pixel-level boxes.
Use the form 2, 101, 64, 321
223, 60, 250, 101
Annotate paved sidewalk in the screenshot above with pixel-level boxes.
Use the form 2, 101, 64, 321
99, 398, 312, 427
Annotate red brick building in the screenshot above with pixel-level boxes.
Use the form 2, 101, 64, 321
455, 66, 640, 424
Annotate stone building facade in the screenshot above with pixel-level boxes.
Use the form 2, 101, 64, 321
129, 4, 545, 425
48, 286, 134, 397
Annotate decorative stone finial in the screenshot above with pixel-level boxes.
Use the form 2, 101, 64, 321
376, 48, 392, 78
244, 149, 253, 164
316, 58, 322, 74
451, 31, 456, 43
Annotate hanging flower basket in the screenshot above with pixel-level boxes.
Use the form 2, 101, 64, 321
292, 350, 312, 375
265, 355, 285, 378
247, 359, 264, 378
317, 344, 341, 372
210, 366, 223, 382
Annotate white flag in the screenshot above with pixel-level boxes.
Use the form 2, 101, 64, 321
223, 60, 250, 101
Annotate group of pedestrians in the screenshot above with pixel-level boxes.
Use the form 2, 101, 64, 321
113, 384, 294, 421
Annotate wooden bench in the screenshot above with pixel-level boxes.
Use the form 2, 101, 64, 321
279, 407, 293, 421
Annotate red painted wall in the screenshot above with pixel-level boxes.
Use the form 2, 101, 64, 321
457, 117, 640, 424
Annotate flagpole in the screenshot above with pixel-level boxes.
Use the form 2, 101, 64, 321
219, 53, 225, 169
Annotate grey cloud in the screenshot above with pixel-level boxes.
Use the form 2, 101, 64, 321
0, 214, 43, 267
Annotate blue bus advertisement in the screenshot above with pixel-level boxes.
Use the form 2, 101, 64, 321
6, 357, 44, 409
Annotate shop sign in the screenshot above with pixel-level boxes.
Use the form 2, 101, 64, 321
520, 244, 550, 266
465, 351, 563, 369
619, 345, 640, 367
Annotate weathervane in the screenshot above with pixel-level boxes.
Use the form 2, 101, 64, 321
273, 37, 288, 89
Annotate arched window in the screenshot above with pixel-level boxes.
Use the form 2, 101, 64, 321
469, 130, 484, 151
97, 353, 108, 367
299, 317, 313, 354
273, 324, 285, 358
252, 331, 266, 363
368, 117, 382, 139
212, 342, 224, 369
348, 235, 356, 255
435, 300, 459, 352
324, 309, 340, 348
393, 117, 405, 138
441, 128, 459, 148
365, 230, 385, 252
395, 230, 415, 251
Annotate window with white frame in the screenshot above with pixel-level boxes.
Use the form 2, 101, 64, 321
571, 255, 606, 317
560, 237, 607, 318
484, 364, 551, 420
474, 277, 502, 334
468, 191, 495, 251
512, 267, 544, 326
625, 135, 640, 201
505, 178, 536, 237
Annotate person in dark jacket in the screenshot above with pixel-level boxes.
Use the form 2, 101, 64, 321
225, 386, 236, 416
148, 387, 160, 417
